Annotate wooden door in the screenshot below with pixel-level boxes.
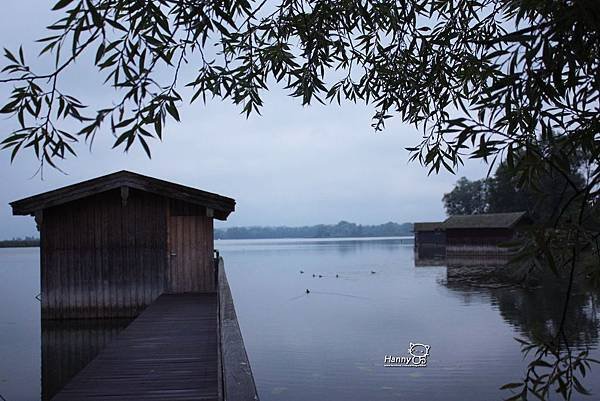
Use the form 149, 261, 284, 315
167, 215, 213, 293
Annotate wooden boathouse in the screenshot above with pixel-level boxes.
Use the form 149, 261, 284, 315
444, 211, 531, 257
11, 170, 235, 319
11, 171, 259, 400
414, 212, 531, 265
413, 222, 446, 264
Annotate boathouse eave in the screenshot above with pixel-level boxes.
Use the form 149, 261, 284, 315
413, 222, 445, 232
442, 211, 530, 230
10, 170, 235, 220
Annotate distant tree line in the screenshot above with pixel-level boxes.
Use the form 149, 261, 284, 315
215, 221, 413, 240
0, 236, 40, 248
2, 223, 412, 245
442, 135, 589, 225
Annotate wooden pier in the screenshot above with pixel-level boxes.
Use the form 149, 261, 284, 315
52, 293, 219, 400
50, 259, 258, 401
10, 173, 256, 400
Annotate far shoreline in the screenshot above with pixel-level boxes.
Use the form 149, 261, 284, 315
0, 235, 414, 249
215, 235, 414, 241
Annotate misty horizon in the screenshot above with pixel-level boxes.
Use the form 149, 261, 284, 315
1, 220, 416, 241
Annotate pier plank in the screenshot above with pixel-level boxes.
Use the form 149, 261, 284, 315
51, 293, 218, 401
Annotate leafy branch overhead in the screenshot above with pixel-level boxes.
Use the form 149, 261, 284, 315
0, 0, 598, 175
0, 1, 599, 400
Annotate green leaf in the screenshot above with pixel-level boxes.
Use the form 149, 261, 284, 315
165, 101, 180, 121
113, 118, 135, 129
530, 359, 552, 368
138, 135, 152, 158
86, 0, 103, 26
154, 118, 162, 140
572, 376, 590, 395
4, 48, 17, 63
112, 132, 130, 149
52, 0, 75, 10
500, 382, 524, 390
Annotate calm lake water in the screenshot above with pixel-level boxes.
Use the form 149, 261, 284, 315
0, 238, 599, 401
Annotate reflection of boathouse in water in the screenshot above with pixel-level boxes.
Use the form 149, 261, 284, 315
414, 212, 531, 266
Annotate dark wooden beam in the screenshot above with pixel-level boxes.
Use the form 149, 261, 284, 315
120, 186, 129, 207
218, 258, 259, 401
34, 210, 43, 231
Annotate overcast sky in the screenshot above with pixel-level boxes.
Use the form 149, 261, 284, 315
0, 1, 489, 239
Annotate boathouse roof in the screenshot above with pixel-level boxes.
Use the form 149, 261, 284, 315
413, 222, 445, 232
10, 170, 235, 220
442, 211, 528, 230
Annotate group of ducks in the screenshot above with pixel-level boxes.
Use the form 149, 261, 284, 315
300, 269, 377, 294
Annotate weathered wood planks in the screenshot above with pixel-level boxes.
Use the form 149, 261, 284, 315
39, 188, 219, 319
217, 259, 259, 401
51, 293, 219, 401
41, 189, 168, 319
11, 171, 236, 319
167, 214, 214, 293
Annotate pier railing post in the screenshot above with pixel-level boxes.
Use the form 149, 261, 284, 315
214, 249, 220, 291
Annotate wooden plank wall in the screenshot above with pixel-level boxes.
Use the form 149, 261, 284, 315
446, 228, 514, 246
168, 200, 214, 293
414, 230, 446, 262
41, 189, 168, 319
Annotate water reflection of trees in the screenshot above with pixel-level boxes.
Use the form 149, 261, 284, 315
444, 280, 600, 348
321, 238, 412, 255
276, 238, 412, 255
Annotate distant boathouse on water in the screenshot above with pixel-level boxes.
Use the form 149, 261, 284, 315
414, 212, 531, 264
413, 222, 446, 260
10, 170, 236, 319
